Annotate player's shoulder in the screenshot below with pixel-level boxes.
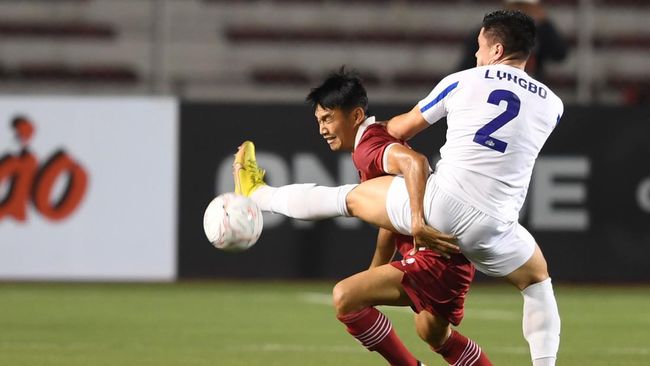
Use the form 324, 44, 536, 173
420, 70, 474, 103
525, 73, 564, 114
355, 120, 406, 154
542, 82, 563, 108
453, 66, 498, 81
437, 68, 475, 88
547, 88, 564, 115
526, 76, 564, 119
435, 67, 499, 94
364, 121, 387, 133
360, 121, 396, 142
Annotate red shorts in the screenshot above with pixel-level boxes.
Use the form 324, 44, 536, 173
390, 249, 475, 326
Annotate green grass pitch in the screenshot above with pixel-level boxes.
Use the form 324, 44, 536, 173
0, 282, 648, 365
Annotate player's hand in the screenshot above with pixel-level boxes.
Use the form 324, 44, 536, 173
411, 220, 460, 259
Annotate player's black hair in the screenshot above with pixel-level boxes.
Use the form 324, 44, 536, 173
482, 9, 536, 60
306, 67, 368, 114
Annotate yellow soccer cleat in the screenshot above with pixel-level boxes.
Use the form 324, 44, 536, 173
232, 141, 266, 197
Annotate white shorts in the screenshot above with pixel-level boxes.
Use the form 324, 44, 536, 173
386, 174, 535, 277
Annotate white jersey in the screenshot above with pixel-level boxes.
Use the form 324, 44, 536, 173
418, 64, 563, 222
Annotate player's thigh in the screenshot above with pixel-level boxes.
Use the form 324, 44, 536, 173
345, 175, 396, 231
333, 263, 412, 313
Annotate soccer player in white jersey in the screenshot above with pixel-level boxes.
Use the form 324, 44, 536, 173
234, 10, 562, 366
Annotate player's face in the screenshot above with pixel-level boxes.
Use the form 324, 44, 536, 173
315, 105, 359, 151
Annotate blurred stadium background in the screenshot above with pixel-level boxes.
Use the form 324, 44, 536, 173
1, 0, 649, 104
1, 0, 649, 365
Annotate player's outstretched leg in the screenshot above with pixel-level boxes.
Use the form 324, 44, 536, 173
232, 141, 357, 220
415, 311, 493, 366
333, 264, 425, 366
505, 245, 561, 366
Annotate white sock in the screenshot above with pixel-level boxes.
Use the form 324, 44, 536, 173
522, 278, 561, 366
251, 183, 356, 220
532, 357, 556, 366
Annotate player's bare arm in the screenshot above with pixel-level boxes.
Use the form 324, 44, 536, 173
385, 105, 430, 141
384, 142, 458, 255
368, 227, 397, 269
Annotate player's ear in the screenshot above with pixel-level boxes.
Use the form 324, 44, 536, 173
352, 107, 365, 126
492, 42, 504, 62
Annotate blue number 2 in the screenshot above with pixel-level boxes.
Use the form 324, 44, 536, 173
473, 89, 521, 153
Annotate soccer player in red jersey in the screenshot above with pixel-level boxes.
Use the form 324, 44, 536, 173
236, 69, 493, 366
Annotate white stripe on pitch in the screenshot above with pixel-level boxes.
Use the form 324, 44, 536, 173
227, 343, 364, 353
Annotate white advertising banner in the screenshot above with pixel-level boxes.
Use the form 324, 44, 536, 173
0, 97, 178, 281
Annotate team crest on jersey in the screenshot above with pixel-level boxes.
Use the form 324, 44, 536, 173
401, 257, 416, 266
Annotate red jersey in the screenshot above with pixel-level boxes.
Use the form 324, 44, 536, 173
351, 119, 413, 257
351, 121, 406, 182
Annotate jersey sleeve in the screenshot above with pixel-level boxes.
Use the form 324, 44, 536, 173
417, 74, 462, 124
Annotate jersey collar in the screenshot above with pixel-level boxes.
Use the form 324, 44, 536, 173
353, 116, 376, 150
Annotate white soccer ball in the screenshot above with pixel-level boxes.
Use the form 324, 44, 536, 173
203, 193, 263, 252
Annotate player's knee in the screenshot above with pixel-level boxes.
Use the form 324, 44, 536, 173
332, 280, 359, 316
529, 271, 550, 286
344, 189, 360, 217
529, 253, 550, 284
509, 249, 551, 290
415, 311, 449, 349
518, 267, 550, 290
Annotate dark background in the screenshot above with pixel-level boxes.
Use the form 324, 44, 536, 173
179, 103, 650, 282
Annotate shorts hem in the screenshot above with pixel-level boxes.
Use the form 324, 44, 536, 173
390, 261, 463, 326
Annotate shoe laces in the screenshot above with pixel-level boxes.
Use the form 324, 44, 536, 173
243, 160, 265, 184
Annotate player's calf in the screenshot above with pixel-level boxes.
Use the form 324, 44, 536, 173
432, 330, 493, 366
416, 310, 493, 365
333, 265, 424, 366
505, 245, 560, 365
522, 278, 561, 366
337, 307, 422, 366
414, 310, 450, 349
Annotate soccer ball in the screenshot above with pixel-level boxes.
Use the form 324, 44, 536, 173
203, 193, 263, 252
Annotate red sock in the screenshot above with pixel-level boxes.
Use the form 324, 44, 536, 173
434, 330, 492, 366
337, 307, 420, 366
